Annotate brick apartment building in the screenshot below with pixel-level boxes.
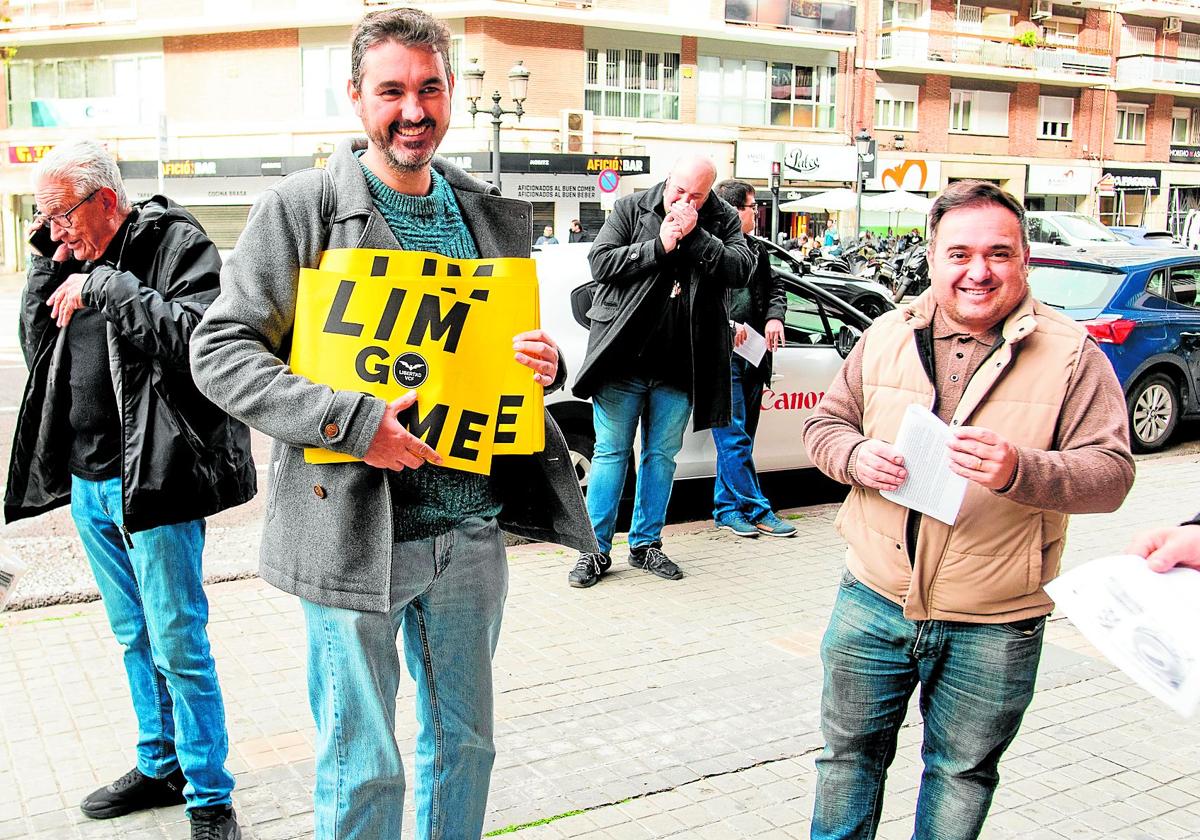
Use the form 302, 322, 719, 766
0, 0, 1197, 269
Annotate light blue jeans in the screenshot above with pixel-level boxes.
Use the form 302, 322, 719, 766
812, 570, 1045, 840
302, 516, 508, 840
711, 355, 772, 524
69, 475, 234, 812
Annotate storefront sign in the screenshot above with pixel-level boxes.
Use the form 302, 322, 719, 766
1170, 145, 1200, 164
735, 140, 857, 182
8, 144, 53, 164
1027, 164, 1097, 196
501, 174, 600, 202
447, 152, 650, 176
864, 157, 941, 192
1103, 168, 1161, 193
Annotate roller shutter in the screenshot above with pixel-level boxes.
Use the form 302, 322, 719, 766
184, 205, 251, 250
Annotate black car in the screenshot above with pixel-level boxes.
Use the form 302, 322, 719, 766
751, 235, 896, 320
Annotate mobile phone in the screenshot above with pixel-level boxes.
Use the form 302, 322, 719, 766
28, 223, 58, 257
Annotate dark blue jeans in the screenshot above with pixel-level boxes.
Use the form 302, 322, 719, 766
812, 570, 1045, 840
587, 376, 692, 555
711, 355, 771, 523
70, 476, 234, 812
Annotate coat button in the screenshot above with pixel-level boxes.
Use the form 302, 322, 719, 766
630, 249, 640, 260
324, 422, 339, 438
313, 484, 327, 499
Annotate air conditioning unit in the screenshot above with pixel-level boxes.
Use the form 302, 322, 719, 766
1031, 0, 1053, 19
1165, 16, 1183, 34
560, 109, 594, 155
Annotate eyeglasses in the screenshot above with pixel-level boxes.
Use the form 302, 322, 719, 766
34, 189, 99, 231
740, 204, 757, 210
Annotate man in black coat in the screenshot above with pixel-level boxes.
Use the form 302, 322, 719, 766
6, 140, 254, 840
568, 219, 591, 243
710, 180, 795, 539
568, 156, 754, 587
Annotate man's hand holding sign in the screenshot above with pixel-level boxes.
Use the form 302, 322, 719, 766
291, 249, 550, 474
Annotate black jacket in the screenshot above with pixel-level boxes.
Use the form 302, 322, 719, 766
738, 242, 788, 383
6, 196, 256, 533
574, 184, 754, 431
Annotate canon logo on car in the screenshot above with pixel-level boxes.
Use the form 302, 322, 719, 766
761, 389, 825, 411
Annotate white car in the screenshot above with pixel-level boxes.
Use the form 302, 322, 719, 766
534, 243, 875, 489
1026, 211, 1126, 248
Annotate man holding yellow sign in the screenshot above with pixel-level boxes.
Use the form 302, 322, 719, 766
191, 8, 594, 839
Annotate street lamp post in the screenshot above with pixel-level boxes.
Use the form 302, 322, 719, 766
462, 58, 530, 192
854, 129, 873, 241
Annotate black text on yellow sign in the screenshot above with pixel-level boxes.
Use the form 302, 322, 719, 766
290, 249, 544, 475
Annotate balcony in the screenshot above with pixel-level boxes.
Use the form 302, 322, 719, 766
1116, 54, 1200, 92
0, 0, 137, 29
1116, 0, 1200, 22
873, 27, 1112, 86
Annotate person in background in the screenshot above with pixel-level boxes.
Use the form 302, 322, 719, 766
535, 224, 558, 245
568, 219, 591, 243
566, 155, 754, 588
710, 179, 795, 539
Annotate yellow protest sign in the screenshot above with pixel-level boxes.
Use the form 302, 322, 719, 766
290, 249, 544, 475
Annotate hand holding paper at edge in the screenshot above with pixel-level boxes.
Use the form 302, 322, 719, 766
512, 328, 559, 388
1046, 554, 1200, 718
880, 404, 969, 526
733, 322, 768, 367
1126, 523, 1200, 573
853, 438, 907, 492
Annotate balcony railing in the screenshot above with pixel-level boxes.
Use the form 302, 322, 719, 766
0, 0, 137, 28
878, 27, 1112, 79
1117, 54, 1200, 87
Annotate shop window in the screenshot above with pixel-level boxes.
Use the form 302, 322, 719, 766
1038, 96, 1073, 140
874, 83, 918, 131
1116, 103, 1147, 144
585, 47, 680, 121
950, 89, 1009, 135
8, 54, 162, 128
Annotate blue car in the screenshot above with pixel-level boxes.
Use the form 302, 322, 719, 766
1028, 247, 1200, 452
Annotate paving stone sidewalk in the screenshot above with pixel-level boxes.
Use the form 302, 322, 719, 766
2, 454, 1200, 839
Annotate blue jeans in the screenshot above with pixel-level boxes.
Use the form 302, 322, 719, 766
69, 475, 234, 812
587, 376, 693, 555
711, 355, 771, 523
812, 570, 1045, 840
302, 516, 508, 840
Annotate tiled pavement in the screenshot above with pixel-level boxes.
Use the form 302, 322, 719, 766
2, 453, 1200, 839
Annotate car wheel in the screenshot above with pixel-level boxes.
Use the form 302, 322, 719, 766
854, 296, 888, 320
1127, 373, 1179, 453
562, 425, 594, 490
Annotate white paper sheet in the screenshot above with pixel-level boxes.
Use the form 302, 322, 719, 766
0, 549, 27, 612
732, 322, 768, 368
879, 404, 968, 526
1046, 555, 1200, 718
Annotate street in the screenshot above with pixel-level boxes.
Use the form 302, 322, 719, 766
1, 277, 1200, 838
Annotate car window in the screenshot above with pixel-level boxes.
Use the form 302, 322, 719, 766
1170, 265, 1200, 308
1146, 269, 1167, 299
1053, 215, 1123, 243
1027, 218, 1052, 244
1027, 264, 1126, 309
785, 289, 849, 345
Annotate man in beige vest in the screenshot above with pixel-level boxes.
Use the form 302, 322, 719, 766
802, 180, 1134, 840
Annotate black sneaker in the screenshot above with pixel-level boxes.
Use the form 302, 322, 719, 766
569, 552, 611, 588
80, 766, 186, 820
190, 805, 241, 840
629, 544, 684, 580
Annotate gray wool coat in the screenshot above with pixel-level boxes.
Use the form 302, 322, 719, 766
191, 138, 597, 612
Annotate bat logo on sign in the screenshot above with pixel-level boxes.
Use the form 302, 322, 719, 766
392, 352, 429, 388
